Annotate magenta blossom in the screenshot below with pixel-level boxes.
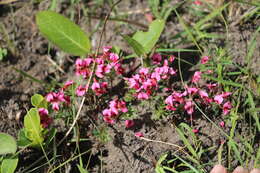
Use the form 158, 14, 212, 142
200, 56, 209, 64
169, 55, 175, 62
125, 120, 134, 128
103, 46, 112, 54
95, 64, 111, 78
184, 100, 194, 115
192, 71, 202, 83
102, 99, 128, 124
151, 53, 162, 65
76, 85, 86, 96
91, 81, 108, 96
46, 91, 66, 111
108, 53, 119, 62
75, 58, 93, 78
223, 101, 232, 115
192, 129, 199, 133
134, 132, 144, 138
186, 87, 198, 95
206, 83, 217, 91
38, 108, 48, 116
214, 92, 232, 105
219, 121, 225, 128
38, 108, 52, 128
103, 116, 115, 124
193, 0, 202, 5
63, 80, 74, 90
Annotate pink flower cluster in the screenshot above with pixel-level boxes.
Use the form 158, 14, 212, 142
102, 99, 128, 124
124, 58, 176, 100
75, 46, 124, 96
165, 57, 232, 116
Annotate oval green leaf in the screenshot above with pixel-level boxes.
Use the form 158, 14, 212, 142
24, 108, 44, 147
133, 19, 165, 53
122, 35, 145, 56
31, 94, 43, 107
1, 156, 18, 173
0, 133, 17, 155
36, 11, 91, 56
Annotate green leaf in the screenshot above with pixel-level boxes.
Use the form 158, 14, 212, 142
122, 35, 145, 56
247, 91, 260, 131
194, 3, 229, 30
0, 133, 17, 155
1, 156, 18, 173
36, 11, 91, 56
24, 108, 44, 147
31, 94, 47, 108
133, 19, 165, 53
31, 94, 43, 107
77, 165, 89, 173
17, 129, 32, 147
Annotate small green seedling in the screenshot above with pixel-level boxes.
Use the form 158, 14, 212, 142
0, 48, 7, 61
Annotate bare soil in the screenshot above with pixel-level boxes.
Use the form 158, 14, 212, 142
0, 1, 259, 173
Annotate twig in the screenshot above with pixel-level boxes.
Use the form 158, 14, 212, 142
57, 97, 85, 146
88, 15, 148, 30
45, 55, 65, 74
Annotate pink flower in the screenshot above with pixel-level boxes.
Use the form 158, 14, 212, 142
192, 129, 199, 133
96, 58, 104, 65
151, 53, 162, 65
172, 92, 185, 104
219, 121, 225, 128
114, 63, 124, 75
165, 95, 177, 111
95, 64, 111, 78
193, 0, 202, 5
184, 100, 194, 115
103, 46, 112, 53
64, 95, 71, 105
63, 80, 74, 90
125, 120, 134, 128
169, 55, 175, 62
102, 108, 117, 118
201, 56, 209, 64
221, 92, 232, 98
199, 90, 209, 99
206, 83, 217, 91
214, 92, 231, 104
206, 70, 213, 74
117, 100, 128, 113
109, 53, 119, 62
137, 92, 149, 100
38, 108, 52, 128
102, 99, 128, 124
38, 108, 48, 116
214, 94, 224, 104
46, 91, 66, 111
223, 101, 232, 115
135, 132, 144, 138
186, 87, 198, 95
103, 116, 115, 124
192, 71, 202, 83
75, 58, 93, 78
76, 85, 86, 96
91, 81, 108, 96
139, 67, 149, 76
